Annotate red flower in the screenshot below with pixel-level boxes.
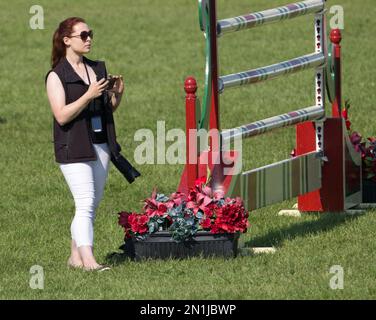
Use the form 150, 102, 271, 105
210, 199, 249, 234
341, 108, 348, 119
118, 211, 130, 227
128, 213, 149, 234
195, 176, 207, 187
200, 217, 212, 229
341, 107, 352, 131
118, 211, 133, 239
345, 119, 351, 131
200, 202, 217, 218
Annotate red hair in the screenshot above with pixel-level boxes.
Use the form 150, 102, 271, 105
51, 17, 86, 68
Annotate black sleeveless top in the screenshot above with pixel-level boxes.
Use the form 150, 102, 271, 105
45, 56, 119, 163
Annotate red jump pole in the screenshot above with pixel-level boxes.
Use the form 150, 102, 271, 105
330, 28, 342, 117
184, 77, 198, 190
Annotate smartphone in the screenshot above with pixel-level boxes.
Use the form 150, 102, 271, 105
106, 76, 118, 90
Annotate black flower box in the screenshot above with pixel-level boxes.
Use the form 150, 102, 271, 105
120, 231, 240, 261
362, 179, 376, 203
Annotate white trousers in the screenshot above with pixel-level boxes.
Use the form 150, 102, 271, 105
59, 143, 110, 247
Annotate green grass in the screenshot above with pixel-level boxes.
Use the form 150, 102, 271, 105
0, 0, 376, 299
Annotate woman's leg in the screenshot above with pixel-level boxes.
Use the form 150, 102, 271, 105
68, 239, 83, 267
60, 161, 99, 268
59, 144, 110, 270
83, 143, 110, 268
92, 143, 111, 210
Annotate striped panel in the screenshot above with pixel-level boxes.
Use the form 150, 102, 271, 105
314, 13, 326, 153
217, 0, 324, 35
241, 152, 321, 211
315, 13, 325, 107
219, 52, 325, 93
221, 105, 324, 143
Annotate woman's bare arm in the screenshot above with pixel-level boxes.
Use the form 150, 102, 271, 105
46, 71, 108, 126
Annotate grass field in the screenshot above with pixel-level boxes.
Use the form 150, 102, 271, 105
0, 0, 375, 299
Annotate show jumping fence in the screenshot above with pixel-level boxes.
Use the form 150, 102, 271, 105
178, 0, 362, 213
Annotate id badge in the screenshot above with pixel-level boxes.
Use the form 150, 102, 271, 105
91, 116, 103, 133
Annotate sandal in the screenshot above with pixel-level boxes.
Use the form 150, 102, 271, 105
84, 264, 111, 272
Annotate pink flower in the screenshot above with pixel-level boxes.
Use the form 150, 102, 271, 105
185, 184, 215, 215
143, 199, 168, 217
167, 192, 185, 208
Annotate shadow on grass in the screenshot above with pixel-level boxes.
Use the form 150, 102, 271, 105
244, 212, 362, 248
105, 251, 133, 266
105, 241, 134, 266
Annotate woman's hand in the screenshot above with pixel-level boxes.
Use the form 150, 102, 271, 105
85, 78, 109, 100
107, 75, 124, 95
107, 75, 124, 112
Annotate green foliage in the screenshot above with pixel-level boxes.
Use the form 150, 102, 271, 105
169, 215, 199, 243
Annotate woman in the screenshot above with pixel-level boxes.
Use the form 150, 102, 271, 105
45, 17, 135, 271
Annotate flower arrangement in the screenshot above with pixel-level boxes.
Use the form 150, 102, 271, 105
343, 100, 376, 182
118, 177, 250, 243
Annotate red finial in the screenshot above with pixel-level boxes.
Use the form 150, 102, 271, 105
330, 28, 342, 44
184, 76, 197, 94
